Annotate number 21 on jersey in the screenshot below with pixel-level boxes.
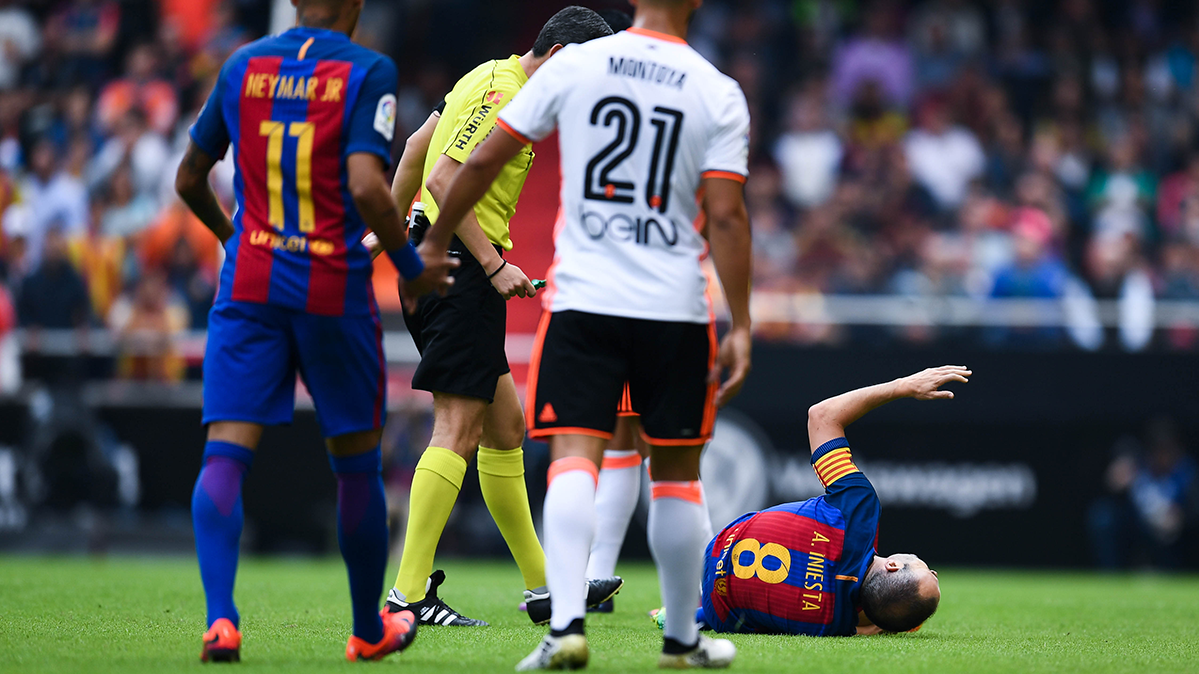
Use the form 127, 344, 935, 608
584, 96, 683, 214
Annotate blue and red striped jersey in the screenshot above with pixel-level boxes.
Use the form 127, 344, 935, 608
702, 438, 880, 636
189, 27, 398, 316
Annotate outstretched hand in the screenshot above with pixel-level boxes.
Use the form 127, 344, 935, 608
901, 366, 971, 400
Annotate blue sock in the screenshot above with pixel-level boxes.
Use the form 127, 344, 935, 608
330, 448, 388, 644
192, 441, 254, 629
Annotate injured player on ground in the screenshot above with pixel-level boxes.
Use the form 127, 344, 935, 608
655, 366, 962, 636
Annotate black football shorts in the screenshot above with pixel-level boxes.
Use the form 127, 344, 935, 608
526, 310, 716, 445
402, 233, 509, 402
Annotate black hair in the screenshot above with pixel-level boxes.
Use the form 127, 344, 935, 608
860, 564, 939, 633
532, 6, 614, 57
597, 9, 634, 32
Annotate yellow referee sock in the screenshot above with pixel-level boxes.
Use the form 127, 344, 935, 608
477, 446, 547, 591
393, 446, 467, 603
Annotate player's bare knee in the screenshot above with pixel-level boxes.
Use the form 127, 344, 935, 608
326, 429, 383, 458
431, 393, 489, 457
481, 420, 525, 452
648, 446, 702, 482
430, 426, 484, 459
207, 422, 263, 450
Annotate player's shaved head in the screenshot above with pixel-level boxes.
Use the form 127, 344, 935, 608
532, 6, 614, 57
861, 554, 940, 632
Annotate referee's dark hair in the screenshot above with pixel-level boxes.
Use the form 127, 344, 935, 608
860, 564, 939, 633
532, 6, 614, 57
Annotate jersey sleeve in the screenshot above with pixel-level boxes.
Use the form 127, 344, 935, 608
811, 438, 880, 559
443, 69, 527, 163
700, 83, 750, 183
495, 50, 575, 146
344, 56, 399, 164
189, 58, 234, 158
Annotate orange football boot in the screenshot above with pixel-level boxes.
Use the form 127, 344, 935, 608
345, 609, 418, 662
200, 618, 241, 663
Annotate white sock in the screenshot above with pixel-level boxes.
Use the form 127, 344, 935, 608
699, 481, 715, 544
544, 458, 597, 632
586, 450, 642, 579
648, 480, 706, 647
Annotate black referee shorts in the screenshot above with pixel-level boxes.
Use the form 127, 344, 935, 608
402, 232, 509, 403
526, 310, 717, 445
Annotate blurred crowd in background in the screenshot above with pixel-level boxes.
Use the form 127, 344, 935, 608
0, 0, 1193, 567
4, 0, 1199, 388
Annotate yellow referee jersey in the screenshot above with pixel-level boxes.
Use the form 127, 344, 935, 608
423, 55, 534, 251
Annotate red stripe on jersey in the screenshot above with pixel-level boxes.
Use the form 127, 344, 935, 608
232, 56, 284, 304
728, 573, 836, 626
304, 59, 353, 316
748, 511, 846, 563
723, 511, 847, 627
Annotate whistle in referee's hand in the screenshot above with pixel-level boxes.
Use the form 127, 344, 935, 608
532, 279, 547, 289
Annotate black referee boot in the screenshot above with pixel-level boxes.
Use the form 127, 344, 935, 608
525, 576, 624, 625
385, 570, 488, 626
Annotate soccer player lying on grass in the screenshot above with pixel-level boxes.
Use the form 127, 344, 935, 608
655, 366, 959, 637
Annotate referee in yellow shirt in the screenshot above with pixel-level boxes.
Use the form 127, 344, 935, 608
383, 6, 618, 627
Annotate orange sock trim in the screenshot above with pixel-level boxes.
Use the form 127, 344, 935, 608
547, 456, 599, 486
602, 451, 642, 470
650, 480, 703, 504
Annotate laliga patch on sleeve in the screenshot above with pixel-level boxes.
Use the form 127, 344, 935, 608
374, 94, 397, 142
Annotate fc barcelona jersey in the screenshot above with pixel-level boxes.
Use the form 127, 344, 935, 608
189, 27, 398, 316
702, 437, 880, 636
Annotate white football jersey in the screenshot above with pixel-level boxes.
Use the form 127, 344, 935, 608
498, 28, 750, 323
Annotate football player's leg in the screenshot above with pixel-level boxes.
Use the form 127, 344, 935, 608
394, 239, 506, 616
478, 373, 546, 593
543, 435, 605, 635
392, 393, 485, 603
632, 320, 733, 666
646, 445, 707, 653
587, 413, 645, 582
196, 303, 295, 660
521, 311, 627, 656
194, 423, 260, 634
326, 429, 391, 647
298, 311, 418, 655
292, 310, 392, 645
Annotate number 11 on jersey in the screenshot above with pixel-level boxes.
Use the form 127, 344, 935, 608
259, 120, 316, 233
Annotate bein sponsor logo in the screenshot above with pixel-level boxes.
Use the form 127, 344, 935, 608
774, 456, 1037, 518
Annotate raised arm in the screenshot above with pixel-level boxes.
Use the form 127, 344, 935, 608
806, 366, 971, 451
175, 142, 234, 245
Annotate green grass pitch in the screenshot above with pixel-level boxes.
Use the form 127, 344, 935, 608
2, 557, 1198, 673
